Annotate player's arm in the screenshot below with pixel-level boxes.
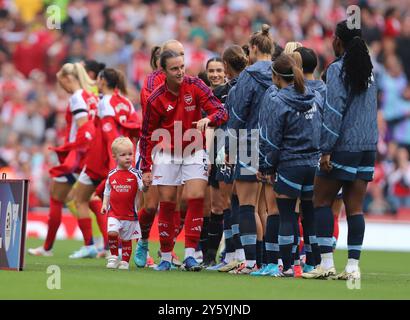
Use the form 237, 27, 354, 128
260, 99, 285, 173
226, 71, 254, 131
140, 98, 162, 174
101, 178, 111, 214
71, 93, 89, 128
194, 79, 228, 131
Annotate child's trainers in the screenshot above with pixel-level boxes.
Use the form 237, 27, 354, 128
106, 256, 120, 269
118, 261, 129, 270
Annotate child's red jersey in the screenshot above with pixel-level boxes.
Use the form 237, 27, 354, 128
104, 167, 142, 221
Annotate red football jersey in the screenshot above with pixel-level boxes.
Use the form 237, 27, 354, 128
139, 76, 228, 173
84, 91, 139, 181
49, 89, 98, 177
140, 70, 166, 116
104, 167, 142, 221
64, 89, 98, 143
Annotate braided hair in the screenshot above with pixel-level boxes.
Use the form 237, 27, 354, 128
335, 20, 373, 95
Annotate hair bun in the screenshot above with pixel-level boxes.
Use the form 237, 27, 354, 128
261, 24, 270, 35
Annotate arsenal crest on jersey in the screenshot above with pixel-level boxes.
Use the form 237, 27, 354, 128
184, 93, 193, 105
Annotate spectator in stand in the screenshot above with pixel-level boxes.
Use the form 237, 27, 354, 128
387, 147, 410, 211
12, 99, 46, 148
379, 54, 410, 150
62, 0, 90, 42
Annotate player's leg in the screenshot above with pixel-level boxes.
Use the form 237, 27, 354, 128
135, 185, 159, 267
71, 172, 98, 258
255, 183, 265, 269
106, 217, 121, 269
334, 179, 368, 280
292, 200, 302, 277
231, 179, 259, 274
118, 219, 142, 270
197, 186, 211, 263
331, 196, 343, 250
28, 179, 72, 256
204, 183, 225, 267
303, 176, 342, 279
253, 182, 280, 276
219, 183, 244, 272
208, 179, 234, 270
154, 184, 178, 271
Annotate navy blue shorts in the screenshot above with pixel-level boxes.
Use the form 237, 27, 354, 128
274, 166, 316, 198
208, 164, 219, 188
316, 151, 376, 182
215, 164, 234, 185
233, 161, 258, 182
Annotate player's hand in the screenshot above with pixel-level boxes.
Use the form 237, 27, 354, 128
142, 172, 153, 188
320, 154, 332, 172
193, 118, 211, 132
101, 206, 108, 215
256, 171, 265, 182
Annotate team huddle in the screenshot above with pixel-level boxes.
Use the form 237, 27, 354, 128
28, 19, 377, 281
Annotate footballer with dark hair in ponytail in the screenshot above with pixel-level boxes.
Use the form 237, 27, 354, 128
303, 20, 378, 281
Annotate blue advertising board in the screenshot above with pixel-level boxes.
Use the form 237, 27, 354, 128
0, 177, 29, 271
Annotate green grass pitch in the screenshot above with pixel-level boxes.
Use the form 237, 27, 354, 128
1, 239, 409, 299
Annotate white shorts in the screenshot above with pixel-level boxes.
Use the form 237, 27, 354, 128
78, 166, 94, 186
152, 150, 209, 186
53, 173, 78, 184
107, 217, 141, 241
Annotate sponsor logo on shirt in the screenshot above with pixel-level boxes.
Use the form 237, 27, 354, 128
184, 93, 193, 105
113, 185, 131, 192
185, 105, 196, 112
112, 179, 117, 184
166, 105, 174, 112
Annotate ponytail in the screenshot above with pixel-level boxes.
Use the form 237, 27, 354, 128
249, 24, 273, 55
292, 65, 305, 94
335, 20, 373, 95
150, 45, 161, 70
74, 62, 95, 93
99, 68, 128, 95
283, 41, 302, 55
222, 45, 248, 73
343, 36, 373, 94
289, 52, 302, 69
57, 63, 95, 93
115, 69, 128, 96
272, 54, 305, 94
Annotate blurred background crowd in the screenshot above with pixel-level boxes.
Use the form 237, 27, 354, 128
0, 0, 409, 214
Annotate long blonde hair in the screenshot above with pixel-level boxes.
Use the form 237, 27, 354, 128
57, 63, 95, 93
283, 41, 302, 54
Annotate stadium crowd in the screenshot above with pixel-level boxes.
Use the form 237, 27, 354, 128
0, 0, 410, 214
